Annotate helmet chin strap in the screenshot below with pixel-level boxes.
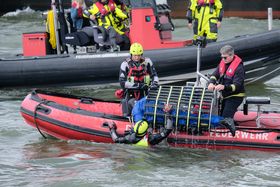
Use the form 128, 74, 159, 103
132, 60, 140, 63
131, 60, 142, 67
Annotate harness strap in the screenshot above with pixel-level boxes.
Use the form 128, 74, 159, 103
134, 91, 141, 100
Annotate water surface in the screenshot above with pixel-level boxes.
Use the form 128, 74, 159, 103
0, 8, 280, 187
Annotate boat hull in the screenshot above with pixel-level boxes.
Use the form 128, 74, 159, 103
2, 29, 280, 88
20, 90, 280, 151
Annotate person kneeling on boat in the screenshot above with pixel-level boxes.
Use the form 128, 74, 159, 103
119, 42, 159, 117
108, 107, 173, 146
208, 45, 245, 136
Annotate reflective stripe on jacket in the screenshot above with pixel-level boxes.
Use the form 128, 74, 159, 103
87, 1, 127, 35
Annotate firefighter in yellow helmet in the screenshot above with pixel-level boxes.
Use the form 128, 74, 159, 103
119, 43, 159, 116
186, 0, 224, 44
108, 107, 173, 146
84, 0, 128, 51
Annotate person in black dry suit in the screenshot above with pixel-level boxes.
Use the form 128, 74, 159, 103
208, 45, 245, 136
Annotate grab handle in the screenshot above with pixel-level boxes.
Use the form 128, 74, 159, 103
80, 98, 93, 104
36, 105, 51, 114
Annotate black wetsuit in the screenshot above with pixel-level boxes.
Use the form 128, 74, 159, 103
109, 119, 173, 145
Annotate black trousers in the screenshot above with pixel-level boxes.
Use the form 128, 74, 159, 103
220, 97, 244, 118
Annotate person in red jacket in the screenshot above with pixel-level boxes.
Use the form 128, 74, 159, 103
208, 45, 245, 136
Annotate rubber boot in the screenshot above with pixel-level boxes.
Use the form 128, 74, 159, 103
220, 118, 236, 137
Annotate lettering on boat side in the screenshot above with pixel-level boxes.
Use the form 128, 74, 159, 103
75, 53, 130, 59
210, 130, 269, 140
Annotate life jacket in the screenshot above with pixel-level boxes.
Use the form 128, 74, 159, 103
219, 55, 242, 78
127, 59, 151, 100
127, 60, 150, 85
197, 0, 215, 6
135, 134, 149, 147
95, 0, 116, 16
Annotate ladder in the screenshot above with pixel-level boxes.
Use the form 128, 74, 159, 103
144, 85, 217, 133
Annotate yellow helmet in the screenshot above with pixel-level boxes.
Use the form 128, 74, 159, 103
133, 120, 148, 137
130, 43, 143, 55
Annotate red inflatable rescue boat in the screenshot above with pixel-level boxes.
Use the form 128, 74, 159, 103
20, 89, 280, 151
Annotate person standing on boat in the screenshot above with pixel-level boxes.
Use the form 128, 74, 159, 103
107, 104, 173, 146
71, 0, 86, 31
186, 0, 224, 44
119, 42, 159, 117
84, 0, 128, 51
208, 45, 245, 136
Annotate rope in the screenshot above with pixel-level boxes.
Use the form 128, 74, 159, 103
34, 101, 47, 139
